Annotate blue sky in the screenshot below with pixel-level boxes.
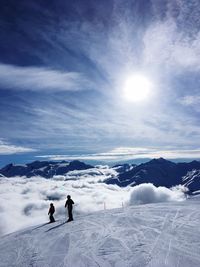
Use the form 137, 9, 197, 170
1, 0, 200, 166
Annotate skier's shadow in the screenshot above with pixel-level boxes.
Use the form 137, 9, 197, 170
45, 221, 67, 232
32, 223, 49, 231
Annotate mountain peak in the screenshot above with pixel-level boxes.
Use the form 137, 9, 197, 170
147, 157, 173, 165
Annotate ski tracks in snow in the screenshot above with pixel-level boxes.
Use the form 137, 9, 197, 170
0, 201, 200, 267
145, 205, 200, 267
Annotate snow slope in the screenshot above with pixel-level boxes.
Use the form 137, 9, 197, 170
0, 199, 200, 267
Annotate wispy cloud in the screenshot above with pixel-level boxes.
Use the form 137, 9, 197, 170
143, 18, 200, 71
0, 63, 91, 92
179, 95, 200, 106
1, 0, 200, 156
0, 140, 36, 155
36, 146, 200, 162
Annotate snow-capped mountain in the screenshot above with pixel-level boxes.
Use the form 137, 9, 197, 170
182, 170, 200, 194
0, 198, 200, 267
0, 160, 93, 178
112, 163, 136, 173
106, 158, 200, 193
1, 158, 200, 193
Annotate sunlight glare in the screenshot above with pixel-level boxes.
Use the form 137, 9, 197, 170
123, 73, 152, 102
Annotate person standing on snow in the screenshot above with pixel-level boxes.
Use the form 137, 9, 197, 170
48, 203, 55, 223
65, 195, 74, 222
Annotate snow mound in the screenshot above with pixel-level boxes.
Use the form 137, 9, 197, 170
129, 183, 187, 205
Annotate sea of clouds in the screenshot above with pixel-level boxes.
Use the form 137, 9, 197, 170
0, 167, 187, 236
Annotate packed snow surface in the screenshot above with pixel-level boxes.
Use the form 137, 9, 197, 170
0, 199, 200, 267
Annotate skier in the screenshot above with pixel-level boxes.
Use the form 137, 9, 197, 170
48, 203, 55, 223
65, 195, 74, 222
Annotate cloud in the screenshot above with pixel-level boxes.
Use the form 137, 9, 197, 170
36, 146, 200, 162
0, 160, 188, 236
52, 167, 117, 183
178, 94, 200, 113
23, 203, 46, 216
0, 63, 91, 92
43, 191, 66, 201
179, 95, 200, 106
0, 172, 130, 235
143, 18, 200, 71
110, 147, 200, 160
129, 183, 187, 205
1, 0, 200, 157
0, 140, 36, 155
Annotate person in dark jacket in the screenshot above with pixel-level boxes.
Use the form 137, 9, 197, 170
48, 203, 55, 223
65, 195, 74, 222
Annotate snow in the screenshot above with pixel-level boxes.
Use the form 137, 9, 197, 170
0, 199, 200, 267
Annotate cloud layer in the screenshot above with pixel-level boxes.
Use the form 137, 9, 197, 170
37, 146, 200, 162
0, 167, 187, 236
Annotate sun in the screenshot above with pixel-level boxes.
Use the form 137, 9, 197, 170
123, 73, 152, 102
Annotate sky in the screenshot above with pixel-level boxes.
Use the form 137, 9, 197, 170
1, 0, 200, 166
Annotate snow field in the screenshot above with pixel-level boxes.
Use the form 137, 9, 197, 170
0, 199, 200, 267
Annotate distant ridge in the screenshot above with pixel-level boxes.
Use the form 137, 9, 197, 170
106, 157, 200, 194
1, 158, 200, 194
0, 160, 93, 178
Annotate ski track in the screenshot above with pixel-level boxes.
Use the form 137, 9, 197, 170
0, 200, 200, 267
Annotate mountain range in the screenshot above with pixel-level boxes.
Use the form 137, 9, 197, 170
106, 158, 200, 194
0, 160, 93, 178
1, 158, 200, 194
